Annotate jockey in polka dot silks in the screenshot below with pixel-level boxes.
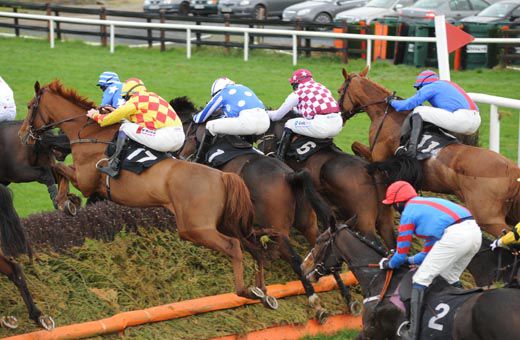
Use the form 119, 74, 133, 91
386, 70, 480, 158
87, 78, 185, 178
192, 77, 270, 163
267, 69, 343, 160
0, 76, 16, 122
379, 181, 482, 340
97, 71, 125, 110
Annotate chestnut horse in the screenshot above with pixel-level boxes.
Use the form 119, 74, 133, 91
339, 67, 520, 237
172, 97, 336, 322
19, 80, 276, 305
0, 184, 54, 330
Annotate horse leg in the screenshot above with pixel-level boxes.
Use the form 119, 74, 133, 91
465, 198, 508, 237
351, 142, 372, 162
376, 204, 396, 249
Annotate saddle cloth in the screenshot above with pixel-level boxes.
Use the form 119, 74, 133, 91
393, 271, 482, 339
206, 135, 263, 168
106, 139, 171, 175
287, 136, 339, 162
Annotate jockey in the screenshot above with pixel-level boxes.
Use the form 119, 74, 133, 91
192, 77, 270, 163
97, 71, 125, 110
267, 69, 343, 160
387, 70, 480, 158
0, 76, 16, 122
87, 78, 185, 178
491, 222, 520, 251
379, 181, 481, 340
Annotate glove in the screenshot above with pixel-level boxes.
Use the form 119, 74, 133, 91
86, 108, 99, 119
385, 94, 395, 105
378, 257, 390, 270
490, 239, 501, 251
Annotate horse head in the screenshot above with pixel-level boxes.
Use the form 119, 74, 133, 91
169, 96, 206, 160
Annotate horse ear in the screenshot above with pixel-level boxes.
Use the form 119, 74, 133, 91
341, 68, 348, 80
359, 66, 370, 78
34, 81, 40, 94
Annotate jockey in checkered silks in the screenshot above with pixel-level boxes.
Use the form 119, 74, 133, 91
87, 78, 185, 178
192, 77, 270, 163
267, 69, 343, 160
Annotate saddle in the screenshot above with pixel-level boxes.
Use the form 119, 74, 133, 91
286, 136, 340, 162
205, 135, 262, 167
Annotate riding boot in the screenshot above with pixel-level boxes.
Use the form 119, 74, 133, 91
194, 129, 213, 164
276, 128, 293, 161
402, 285, 425, 340
98, 131, 128, 178
403, 114, 423, 158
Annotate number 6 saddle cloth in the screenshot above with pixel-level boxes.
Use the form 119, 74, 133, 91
287, 136, 342, 162
390, 270, 483, 339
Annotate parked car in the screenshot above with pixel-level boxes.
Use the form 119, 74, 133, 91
334, 0, 414, 23
143, 0, 191, 14
190, 0, 220, 15
398, 0, 491, 23
282, 0, 367, 25
461, 0, 520, 23
218, 0, 305, 19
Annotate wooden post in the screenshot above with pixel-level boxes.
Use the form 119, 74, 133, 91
196, 20, 201, 47
13, 7, 19, 37
46, 2, 51, 42
360, 21, 366, 60
224, 14, 230, 54
147, 17, 152, 48
160, 9, 166, 52
100, 6, 107, 47
342, 21, 348, 64
53, 9, 62, 41
295, 19, 302, 57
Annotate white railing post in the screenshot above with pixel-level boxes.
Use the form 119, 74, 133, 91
434, 15, 451, 81
49, 19, 55, 48
244, 31, 249, 62
187, 28, 191, 59
292, 34, 297, 66
489, 104, 500, 153
109, 24, 114, 53
366, 38, 372, 68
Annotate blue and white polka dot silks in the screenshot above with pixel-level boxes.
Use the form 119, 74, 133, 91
193, 84, 264, 123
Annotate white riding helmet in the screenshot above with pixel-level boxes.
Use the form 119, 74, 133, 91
211, 77, 235, 96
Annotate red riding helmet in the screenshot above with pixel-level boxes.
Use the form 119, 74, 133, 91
382, 181, 418, 205
289, 69, 313, 86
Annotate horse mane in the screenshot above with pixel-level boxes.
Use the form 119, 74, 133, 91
45, 80, 96, 110
169, 96, 198, 123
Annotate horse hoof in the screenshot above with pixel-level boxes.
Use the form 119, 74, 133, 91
249, 287, 265, 299
262, 295, 279, 310
349, 300, 362, 316
316, 309, 329, 324
64, 200, 77, 216
39, 315, 55, 330
1, 316, 19, 329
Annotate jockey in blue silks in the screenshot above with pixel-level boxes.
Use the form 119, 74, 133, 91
386, 70, 480, 158
97, 71, 125, 110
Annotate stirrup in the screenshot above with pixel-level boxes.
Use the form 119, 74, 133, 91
395, 146, 407, 156
397, 321, 411, 337
98, 165, 120, 178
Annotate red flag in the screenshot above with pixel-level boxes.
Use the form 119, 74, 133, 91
445, 22, 474, 53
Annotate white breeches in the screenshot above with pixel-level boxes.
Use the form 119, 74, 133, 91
206, 108, 270, 136
413, 220, 482, 286
285, 113, 343, 139
0, 99, 16, 122
413, 106, 481, 135
120, 122, 185, 153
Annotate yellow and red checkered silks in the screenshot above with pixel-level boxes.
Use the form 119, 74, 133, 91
91, 90, 182, 130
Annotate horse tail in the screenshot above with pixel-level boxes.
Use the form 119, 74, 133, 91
366, 156, 424, 189
286, 170, 336, 229
0, 184, 32, 258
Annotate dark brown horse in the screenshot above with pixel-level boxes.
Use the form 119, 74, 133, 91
301, 221, 520, 340
256, 113, 396, 249
339, 67, 520, 237
0, 184, 54, 330
172, 96, 335, 322
0, 121, 79, 215
19, 80, 278, 306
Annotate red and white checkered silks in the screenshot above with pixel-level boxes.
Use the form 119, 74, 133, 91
289, 69, 313, 85
294, 80, 339, 119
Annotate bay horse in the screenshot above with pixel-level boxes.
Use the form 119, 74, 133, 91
338, 67, 520, 237
19, 80, 278, 306
256, 114, 396, 249
172, 96, 336, 322
301, 221, 520, 340
0, 121, 79, 215
0, 184, 54, 330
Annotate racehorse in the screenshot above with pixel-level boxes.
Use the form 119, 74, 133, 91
0, 121, 79, 215
172, 96, 334, 322
19, 80, 278, 306
0, 184, 54, 330
338, 67, 520, 237
255, 114, 395, 249
301, 220, 520, 340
